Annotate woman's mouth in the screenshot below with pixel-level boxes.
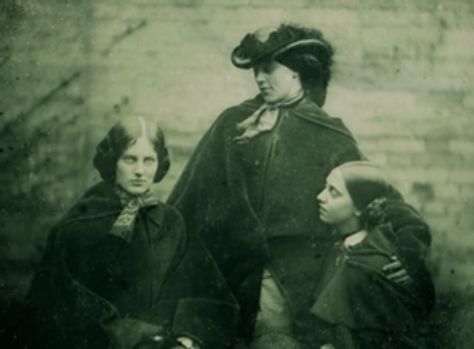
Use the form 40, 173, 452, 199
131, 180, 146, 186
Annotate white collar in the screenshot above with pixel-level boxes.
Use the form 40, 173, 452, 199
343, 230, 368, 248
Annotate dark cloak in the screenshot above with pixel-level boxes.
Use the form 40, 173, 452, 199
295, 201, 435, 349
167, 95, 363, 338
24, 182, 239, 349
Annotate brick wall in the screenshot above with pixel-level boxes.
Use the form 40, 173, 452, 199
1, 0, 473, 345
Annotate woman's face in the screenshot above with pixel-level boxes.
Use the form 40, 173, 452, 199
317, 168, 358, 226
253, 60, 301, 104
115, 137, 158, 195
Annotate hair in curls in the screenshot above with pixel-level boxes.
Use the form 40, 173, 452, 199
93, 116, 170, 184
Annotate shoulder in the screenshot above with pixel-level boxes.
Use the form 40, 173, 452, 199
58, 182, 121, 226
162, 203, 184, 222
46, 183, 121, 244
215, 95, 263, 125
147, 203, 188, 247
371, 199, 431, 249
152, 202, 186, 230
199, 96, 263, 143
291, 98, 356, 142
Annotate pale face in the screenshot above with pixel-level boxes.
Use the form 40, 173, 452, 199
317, 168, 358, 227
115, 137, 158, 195
253, 60, 302, 104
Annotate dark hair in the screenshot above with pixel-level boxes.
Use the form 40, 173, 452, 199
231, 23, 334, 107
337, 161, 403, 229
274, 24, 334, 106
93, 116, 170, 184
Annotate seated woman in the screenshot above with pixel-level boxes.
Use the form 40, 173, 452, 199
295, 161, 435, 349
25, 116, 238, 349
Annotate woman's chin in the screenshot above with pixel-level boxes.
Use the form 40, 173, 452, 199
319, 215, 336, 226
319, 214, 327, 223
124, 186, 149, 196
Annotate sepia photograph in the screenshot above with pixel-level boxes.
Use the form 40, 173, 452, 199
1, 0, 473, 348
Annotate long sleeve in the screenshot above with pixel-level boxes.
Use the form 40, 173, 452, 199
383, 200, 435, 313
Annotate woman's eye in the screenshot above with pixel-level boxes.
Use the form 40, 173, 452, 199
263, 62, 276, 74
329, 187, 339, 197
122, 156, 135, 164
144, 158, 156, 165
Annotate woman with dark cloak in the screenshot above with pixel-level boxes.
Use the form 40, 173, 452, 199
23, 116, 239, 349
294, 161, 435, 349
162, 24, 431, 348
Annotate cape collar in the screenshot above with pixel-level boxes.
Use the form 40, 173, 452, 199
237, 94, 356, 141
343, 230, 368, 248
57, 182, 165, 228
233, 90, 304, 143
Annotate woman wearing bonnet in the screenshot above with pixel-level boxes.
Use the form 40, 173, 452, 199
23, 116, 238, 349
295, 161, 435, 349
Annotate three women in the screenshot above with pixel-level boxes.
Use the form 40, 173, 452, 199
26, 23, 434, 349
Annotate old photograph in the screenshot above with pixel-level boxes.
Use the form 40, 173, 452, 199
1, 0, 473, 348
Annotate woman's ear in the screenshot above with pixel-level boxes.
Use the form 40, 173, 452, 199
354, 210, 362, 217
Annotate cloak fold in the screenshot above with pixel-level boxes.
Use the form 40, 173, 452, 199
167, 96, 363, 338
26, 182, 238, 349
298, 209, 434, 349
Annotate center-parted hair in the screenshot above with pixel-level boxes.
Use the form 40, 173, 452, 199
93, 116, 170, 183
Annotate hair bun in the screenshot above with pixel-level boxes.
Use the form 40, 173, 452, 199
362, 197, 388, 228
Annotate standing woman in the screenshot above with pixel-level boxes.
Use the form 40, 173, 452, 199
165, 24, 365, 347
25, 116, 238, 349
296, 161, 435, 349
163, 24, 424, 348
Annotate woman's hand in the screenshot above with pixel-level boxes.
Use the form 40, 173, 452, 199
172, 336, 201, 349
320, 344, 335, 349
105, 319, 165, 349
133, 335, 167, 349
382, 255, 413, 286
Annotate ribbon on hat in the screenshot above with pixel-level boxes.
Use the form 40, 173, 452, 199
109, 186, 158, 242
233, 90, 304, 144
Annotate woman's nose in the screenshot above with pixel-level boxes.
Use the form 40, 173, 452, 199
317, 191, 325, 203
134, 163, 144, 176
254, 70, 265, 83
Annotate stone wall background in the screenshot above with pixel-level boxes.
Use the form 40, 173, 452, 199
1, 0, 473, 346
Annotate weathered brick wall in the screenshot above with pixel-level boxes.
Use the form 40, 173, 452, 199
1, 0, 473, 345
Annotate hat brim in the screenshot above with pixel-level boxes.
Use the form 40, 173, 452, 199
272, 39, 327, 59
231, 47, 255, 69
231, 38, 327, 69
